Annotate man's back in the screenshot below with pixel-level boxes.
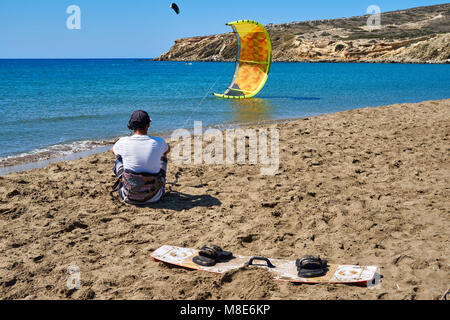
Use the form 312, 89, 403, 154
113, 135, 168, 174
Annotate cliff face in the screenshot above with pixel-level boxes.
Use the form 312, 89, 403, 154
155, 4, 450, 64
376, 33, 450, 63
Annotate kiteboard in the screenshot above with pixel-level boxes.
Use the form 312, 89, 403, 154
151, 245, 379, 286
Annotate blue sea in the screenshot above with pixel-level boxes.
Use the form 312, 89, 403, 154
0, 59, 449, 165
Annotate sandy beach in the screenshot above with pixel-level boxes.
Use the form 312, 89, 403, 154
0, 99, 449, 300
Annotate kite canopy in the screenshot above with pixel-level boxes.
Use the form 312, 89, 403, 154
214, 20, 272, 99
170, 3, 180, 14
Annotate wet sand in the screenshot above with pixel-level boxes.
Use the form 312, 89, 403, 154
0, 99, 449, 300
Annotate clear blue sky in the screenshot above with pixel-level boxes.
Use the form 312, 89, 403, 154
0, 0, 447, 58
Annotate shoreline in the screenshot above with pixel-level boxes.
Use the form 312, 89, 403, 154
1, 96, 449, 175
0, 140, 114, 170
153, 59, 450, 65
3, 95, 450, 174
0, 116, 299, 175
2, 58, 448, 64
0, 145, 111, 176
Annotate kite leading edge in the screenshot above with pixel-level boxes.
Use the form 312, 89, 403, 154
213, 20, 272, 99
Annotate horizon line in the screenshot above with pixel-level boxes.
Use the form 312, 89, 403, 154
0, 58, 155, 60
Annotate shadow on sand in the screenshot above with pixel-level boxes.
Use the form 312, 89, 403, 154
119, 189, 222, 211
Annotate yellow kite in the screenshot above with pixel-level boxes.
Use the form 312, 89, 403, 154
213, 20, 272, 99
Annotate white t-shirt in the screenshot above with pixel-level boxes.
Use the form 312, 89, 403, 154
113, 135, 168, 174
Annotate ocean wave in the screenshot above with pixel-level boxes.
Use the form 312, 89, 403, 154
0, 139, 114, 168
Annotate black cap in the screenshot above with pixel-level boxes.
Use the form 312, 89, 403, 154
128, 110, 151, 130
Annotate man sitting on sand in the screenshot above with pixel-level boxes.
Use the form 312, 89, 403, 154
111, 110, 170, 204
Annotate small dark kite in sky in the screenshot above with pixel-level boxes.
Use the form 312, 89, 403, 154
170, 3, 180, 15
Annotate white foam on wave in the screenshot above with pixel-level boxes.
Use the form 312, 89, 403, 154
0, 139, 115, 170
